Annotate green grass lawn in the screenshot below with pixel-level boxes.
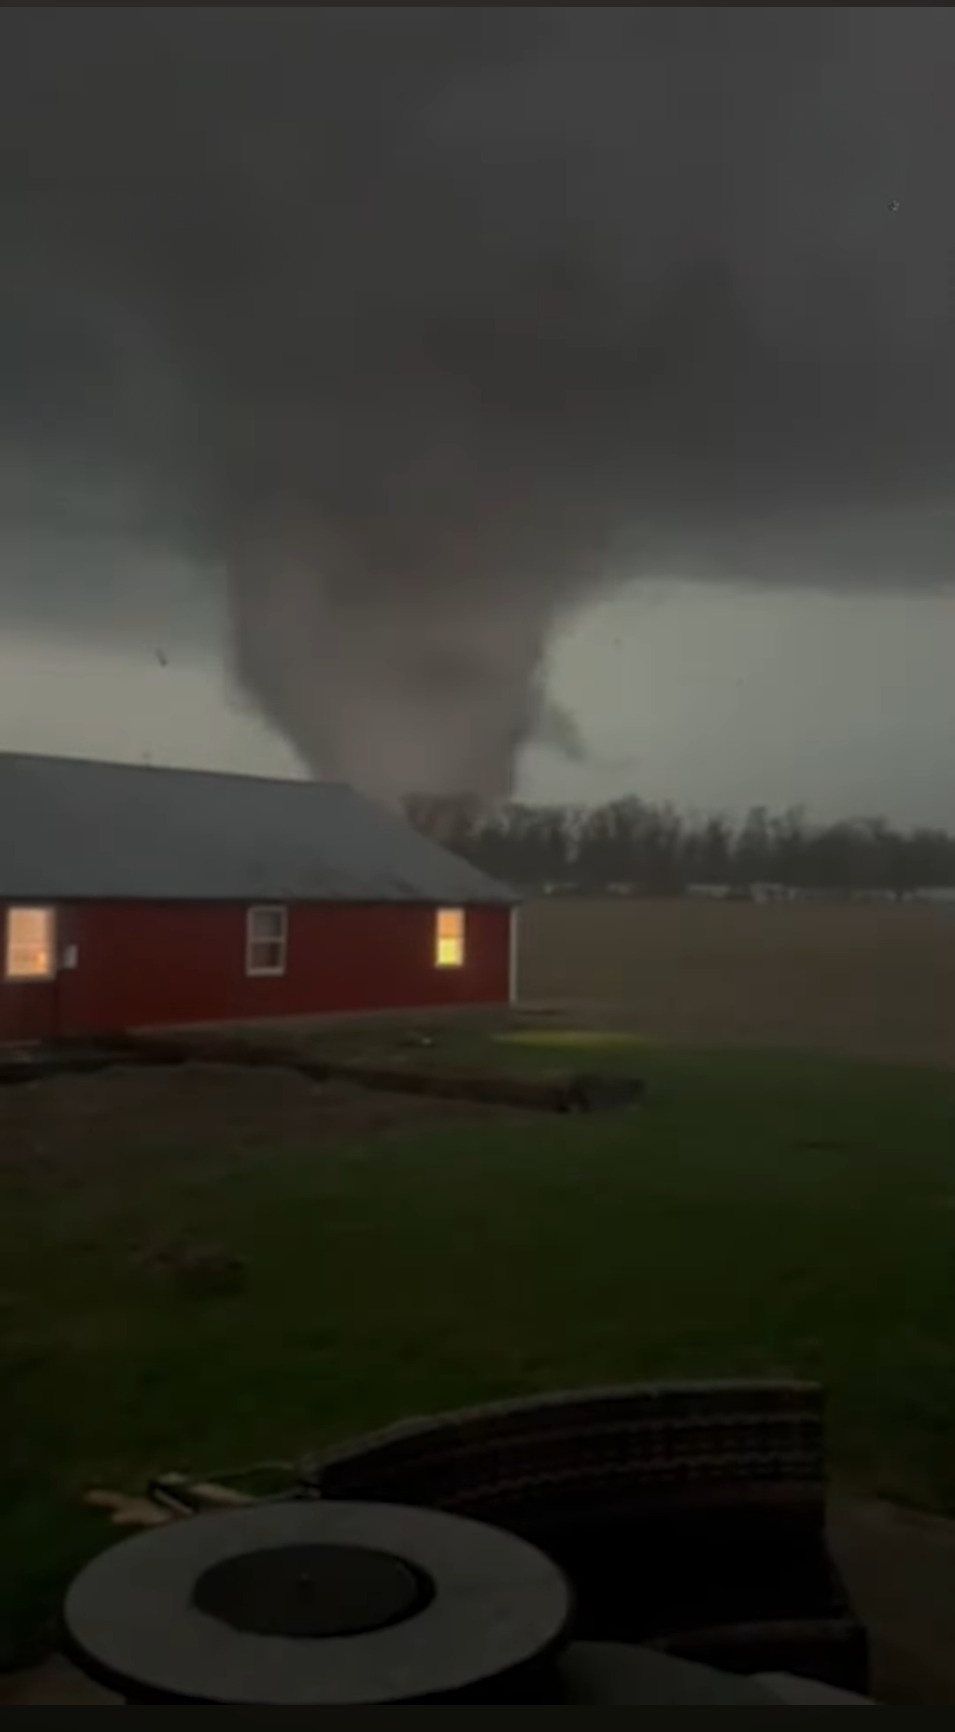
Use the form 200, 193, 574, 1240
2, 1036, 955, 1667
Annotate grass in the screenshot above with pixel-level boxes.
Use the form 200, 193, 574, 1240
2, 1032, 955, 1666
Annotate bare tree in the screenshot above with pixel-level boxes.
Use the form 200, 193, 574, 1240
407, 794, 955, 896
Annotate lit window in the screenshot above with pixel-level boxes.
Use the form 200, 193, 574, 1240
435, 907, 465, 968
246, 905, 288, 976
4, 907, 57, 981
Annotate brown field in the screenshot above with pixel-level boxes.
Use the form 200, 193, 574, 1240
517, 898, 955, 1069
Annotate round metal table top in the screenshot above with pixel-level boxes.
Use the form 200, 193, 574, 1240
63, 1500, 573, 1705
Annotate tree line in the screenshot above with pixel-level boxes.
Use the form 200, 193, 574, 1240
406, 796, 955, 895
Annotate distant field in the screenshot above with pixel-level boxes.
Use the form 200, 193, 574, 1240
517, 898, 954, 1069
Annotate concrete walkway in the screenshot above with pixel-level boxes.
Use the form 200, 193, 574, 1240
3, 1497, 955, 1705
829, 1496, 955, 1706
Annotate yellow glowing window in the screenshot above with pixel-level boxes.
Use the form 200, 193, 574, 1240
435, 907, 465, 968
4, 906, 57, 981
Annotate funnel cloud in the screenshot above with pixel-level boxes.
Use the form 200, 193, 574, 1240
1, 9, 953, 801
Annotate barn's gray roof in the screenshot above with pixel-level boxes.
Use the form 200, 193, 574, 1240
0, 755, 516, 905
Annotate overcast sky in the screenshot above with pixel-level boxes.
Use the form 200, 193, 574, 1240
1, 9, 953, 823
2, 573, 952, 828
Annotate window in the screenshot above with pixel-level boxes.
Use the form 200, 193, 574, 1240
434, 907, 465, 968
4, 906, 57, 981
246, 905, 288, 976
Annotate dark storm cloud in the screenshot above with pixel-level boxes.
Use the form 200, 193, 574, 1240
1, 8, 953, 798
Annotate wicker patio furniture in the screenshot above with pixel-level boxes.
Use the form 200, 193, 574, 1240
303, 1379, 868, 1692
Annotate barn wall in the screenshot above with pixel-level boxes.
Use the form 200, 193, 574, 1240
0, 900, 511, 1039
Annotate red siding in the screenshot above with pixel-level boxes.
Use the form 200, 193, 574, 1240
0, 975, 58, 1042
0, 901, 510, 1041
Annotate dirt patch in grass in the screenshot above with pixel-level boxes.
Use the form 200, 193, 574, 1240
0, 1062, 502, 1191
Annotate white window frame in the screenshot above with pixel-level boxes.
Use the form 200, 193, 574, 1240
3, 905, 58, 982
508, 905, 520, 1005
434, 906, 466, 969
245, 904, 288, 978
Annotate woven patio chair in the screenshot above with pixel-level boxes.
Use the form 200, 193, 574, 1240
303, 1379, 868, 1693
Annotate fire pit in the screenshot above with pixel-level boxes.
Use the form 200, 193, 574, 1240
63, 1500, 573, 1705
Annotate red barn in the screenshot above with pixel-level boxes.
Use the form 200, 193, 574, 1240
0, 754, 518, 1043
